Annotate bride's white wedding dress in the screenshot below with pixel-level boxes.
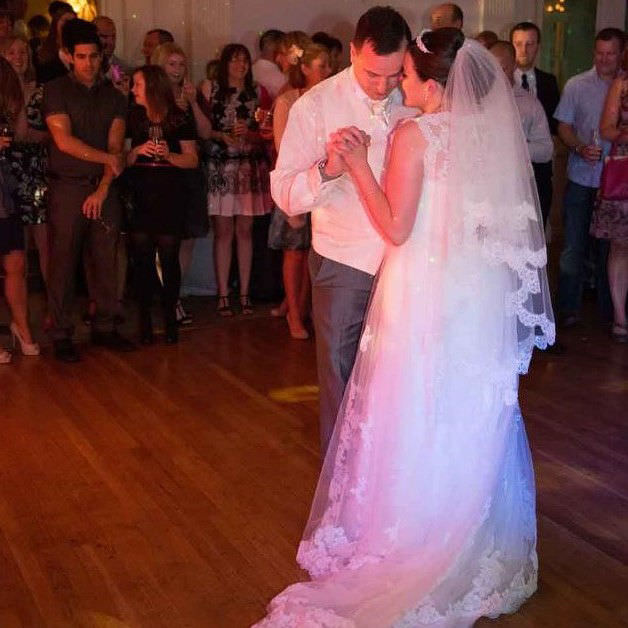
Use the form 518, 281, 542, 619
256, 41, 554, 628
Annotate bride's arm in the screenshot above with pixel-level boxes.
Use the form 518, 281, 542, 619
336, 122, 426, 246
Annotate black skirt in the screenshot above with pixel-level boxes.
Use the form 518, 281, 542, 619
128, 165, 188, 236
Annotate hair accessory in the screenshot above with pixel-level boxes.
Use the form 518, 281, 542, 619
288, 44, 304, 65
416, 29, 433, 54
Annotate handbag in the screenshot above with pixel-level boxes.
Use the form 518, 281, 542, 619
599, 142, 628, 201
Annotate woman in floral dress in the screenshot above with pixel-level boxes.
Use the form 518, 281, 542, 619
591, 70, 628, 342
199, 43, 272, 316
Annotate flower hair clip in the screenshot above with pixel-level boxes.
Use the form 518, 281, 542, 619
288, 44, 304, 65
416, 29, 433, 54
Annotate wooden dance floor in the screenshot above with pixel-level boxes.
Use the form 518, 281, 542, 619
0, 298, 626, 627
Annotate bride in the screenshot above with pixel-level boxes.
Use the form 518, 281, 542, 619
255, 28, 555, 627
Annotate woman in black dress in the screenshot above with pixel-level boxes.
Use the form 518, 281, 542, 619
127, 65, 199, 344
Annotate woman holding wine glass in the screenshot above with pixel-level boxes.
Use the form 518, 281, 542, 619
152, 42, 212, 324
127, 65, 199, 344
0, 57, 39, 363
199, 43, 272, 316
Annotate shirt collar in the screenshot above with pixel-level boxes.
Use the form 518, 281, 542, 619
347, 65, 399, 118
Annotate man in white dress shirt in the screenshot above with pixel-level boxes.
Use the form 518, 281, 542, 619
251, 29, 286, 100
491, 41, 553, 164
271, 6, 412, 456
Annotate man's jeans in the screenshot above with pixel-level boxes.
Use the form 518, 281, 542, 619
558, 179, 609, 317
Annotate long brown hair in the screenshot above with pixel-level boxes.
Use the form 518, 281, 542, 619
134, 65, 181, 127
0, 35, 36, 83
287, 43, 329, 89
0, 56, 24, 122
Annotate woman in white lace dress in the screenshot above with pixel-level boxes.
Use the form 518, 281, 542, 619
255, 29, 555, 627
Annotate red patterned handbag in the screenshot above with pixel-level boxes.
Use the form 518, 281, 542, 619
599, 142, 628, 201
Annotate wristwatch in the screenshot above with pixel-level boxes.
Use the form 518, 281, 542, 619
318, 158, 341, 183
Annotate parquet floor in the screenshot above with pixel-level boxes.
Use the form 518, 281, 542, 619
0, 295, 626, 627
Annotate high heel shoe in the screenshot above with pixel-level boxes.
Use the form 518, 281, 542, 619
10, 323, 40, 356
0, 348, 11, 364
239, 294, 254, 316
217, 295, 234, 317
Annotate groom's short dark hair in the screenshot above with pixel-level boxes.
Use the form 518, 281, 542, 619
353, 6, 411, 55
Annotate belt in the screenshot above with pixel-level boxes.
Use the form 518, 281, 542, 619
47, 172, 102, 186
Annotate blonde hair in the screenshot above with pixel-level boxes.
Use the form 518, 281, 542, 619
0, 35, 36, 83
151, 41, 186, 69
288, 43, 329, 89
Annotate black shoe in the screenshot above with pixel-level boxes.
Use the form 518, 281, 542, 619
139, 311, 154, 345
91, 330, 136, 352
164, 321, 178, 344
53, 338, 80, 362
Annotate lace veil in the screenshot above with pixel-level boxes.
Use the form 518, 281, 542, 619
441, 38, 555, 374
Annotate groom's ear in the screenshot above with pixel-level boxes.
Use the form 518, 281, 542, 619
349, 42, 357, 64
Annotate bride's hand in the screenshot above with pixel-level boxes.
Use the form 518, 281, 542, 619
330, 127, 370, 171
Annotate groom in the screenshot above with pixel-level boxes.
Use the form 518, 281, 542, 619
271, 6, 413, 456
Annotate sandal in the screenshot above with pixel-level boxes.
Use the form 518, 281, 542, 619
240, 294, 254, 315
611, 323, 628, 343
217, 295, 234, 317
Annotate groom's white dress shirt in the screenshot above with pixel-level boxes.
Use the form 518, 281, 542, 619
271, 66, 414, 275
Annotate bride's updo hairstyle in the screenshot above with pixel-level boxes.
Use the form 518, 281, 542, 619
409, 27, 464, 87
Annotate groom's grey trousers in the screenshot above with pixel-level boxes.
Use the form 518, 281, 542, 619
309, 249, 375, 457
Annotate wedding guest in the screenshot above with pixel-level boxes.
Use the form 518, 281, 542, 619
252, 29, 286, 100
93, 16, 130, 82
312, 31, 343, 75
47, 1, 72, 20
430, 3, 463, 30
591, 63, 628, 342
1, 35, 49, 284
556, 28, 625, 328
268, 42, 331, 339
476, 30, 497, 49
274, 31, 311, 96
126, 65, 198, 344
0, 5, 13, 46
35, 4, 75, 83
200, 43, 272, 315
43, 18, 133, 362
490, 41, 553, 163
1, 56, 39, 363
27, 14, 48, 57
141, 28, 172, 65
510, 21, 560, 227
152, 41, 211, 324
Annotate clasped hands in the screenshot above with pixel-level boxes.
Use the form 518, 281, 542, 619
325, 126, 371, 177
135, 140, 170, 161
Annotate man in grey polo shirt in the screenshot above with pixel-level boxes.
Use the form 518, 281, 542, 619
555, 27, 625, 326
44, 18, 134, 362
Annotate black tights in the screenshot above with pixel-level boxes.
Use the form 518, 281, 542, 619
132, 232, 181, 323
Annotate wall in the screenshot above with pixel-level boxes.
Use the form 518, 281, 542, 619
98, 0, 546, 82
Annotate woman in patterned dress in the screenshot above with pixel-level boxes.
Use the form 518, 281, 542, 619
591, 70, 628, 342
1, 35, 49, 286
199, 43, 272, 316
268, 42, 332, 339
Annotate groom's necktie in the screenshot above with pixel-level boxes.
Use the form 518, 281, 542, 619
521, 73, 530, 91
369, 98, 391, 126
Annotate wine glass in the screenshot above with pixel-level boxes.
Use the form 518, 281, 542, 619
148, 123, 164, 161
590, 128, 602, 162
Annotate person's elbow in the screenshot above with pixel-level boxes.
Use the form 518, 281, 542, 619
600, 124, 616, 142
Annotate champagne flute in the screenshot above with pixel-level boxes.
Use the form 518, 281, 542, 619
590, 128, 602, 162
148, 123, 164, 161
